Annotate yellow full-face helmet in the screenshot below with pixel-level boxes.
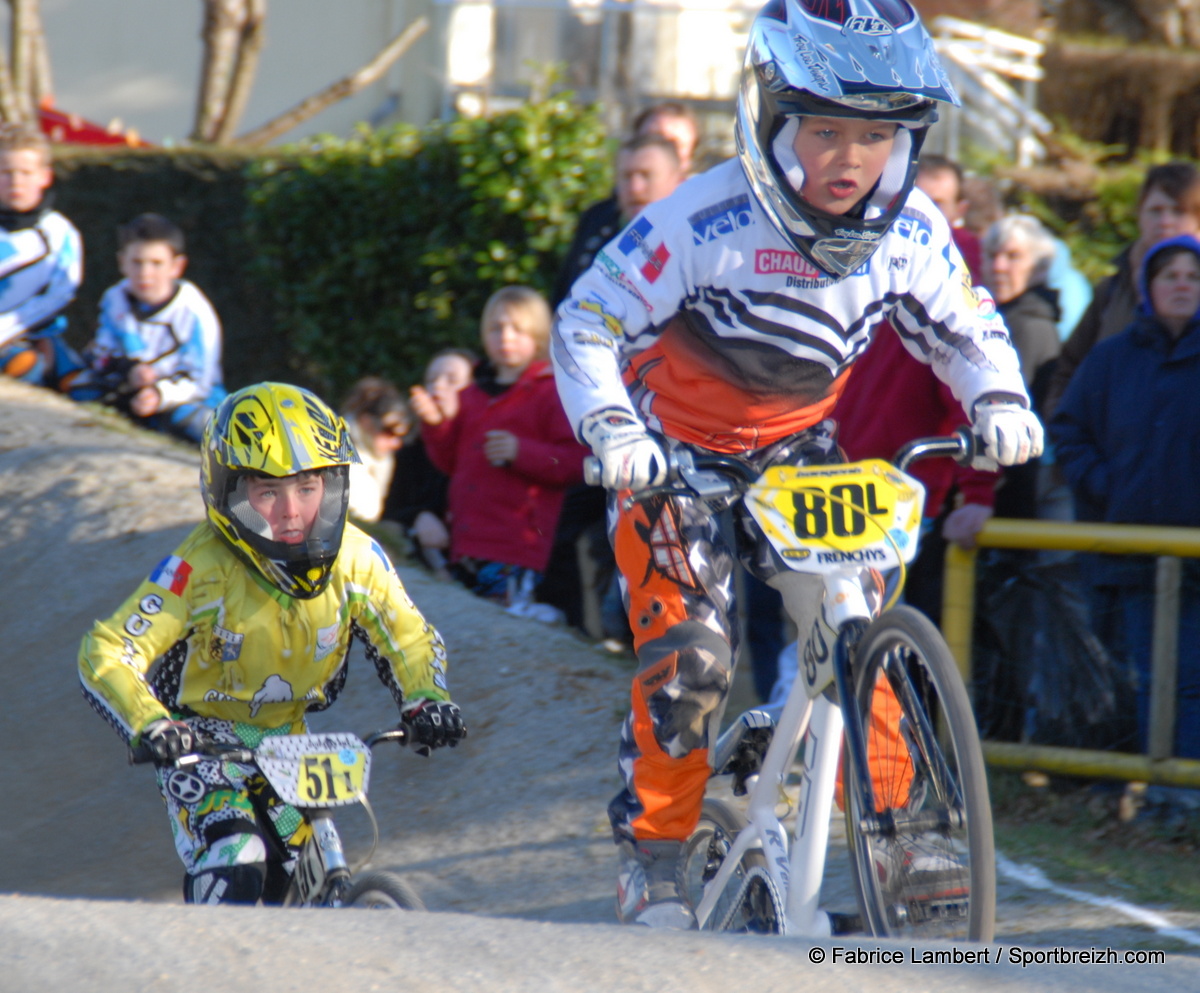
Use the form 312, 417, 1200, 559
201, 382, 360, 599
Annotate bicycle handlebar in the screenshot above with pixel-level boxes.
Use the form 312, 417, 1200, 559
128, 726, 411, 766
128, 738, 253, 766
582, 427, 981, 501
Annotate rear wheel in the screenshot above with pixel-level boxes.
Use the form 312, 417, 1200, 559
344, 871, 425, 910
842, 606, 995, 942
680, 798, 781, 933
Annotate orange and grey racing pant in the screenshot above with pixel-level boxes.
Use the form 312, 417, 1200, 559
605, 423, 910, 844
609, 419, 916, 844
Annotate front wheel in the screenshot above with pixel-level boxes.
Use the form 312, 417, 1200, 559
344, 871, 425, 910
680, 798, 781, 933
842, 606, 995, 942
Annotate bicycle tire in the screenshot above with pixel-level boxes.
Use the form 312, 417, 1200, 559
343, 871, 426, 911
842, 605, 996, 942
681, 798, 781, 933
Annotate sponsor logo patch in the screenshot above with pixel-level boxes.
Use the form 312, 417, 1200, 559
210, 624, 244, 663
571, 294, 626, 338
595, 251, 653, 311
617, 217, 671, 284
755, 249, 824, 278
139, 593, 164, 615
794, 37, 831, 91
687, 195, 754, 246
124, 613, 152, 637
149, 555, 192, 596
314, 623, 340, 662
892, 209, 933, 247
845, 15, 894, 37
369, 538, 396, 577
816, 548, 888, 565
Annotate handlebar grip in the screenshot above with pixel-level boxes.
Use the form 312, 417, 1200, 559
127, 740, 255, 766
128, 742, 154, 765
364, 727, 410, 749
953, 426, 982, 466
583, 455, 602, 487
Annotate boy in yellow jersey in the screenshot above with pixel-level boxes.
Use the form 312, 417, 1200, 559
79, 382, 465, 905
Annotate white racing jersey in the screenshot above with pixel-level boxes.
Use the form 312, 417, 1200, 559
0, 210, 82, 347
92, 279, 225, 411
552, 159, 1029, 454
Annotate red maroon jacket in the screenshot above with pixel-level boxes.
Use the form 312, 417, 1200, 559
833, 326, 998, 519
422, 359, 587, 571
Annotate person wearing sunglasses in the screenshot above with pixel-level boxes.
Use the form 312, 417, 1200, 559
342, 375, 412, 523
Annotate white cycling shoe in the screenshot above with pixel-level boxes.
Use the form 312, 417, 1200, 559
616, 839, 697, 930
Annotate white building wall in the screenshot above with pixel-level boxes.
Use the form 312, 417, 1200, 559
40, 0, 443, 145
35, 0, 753, 145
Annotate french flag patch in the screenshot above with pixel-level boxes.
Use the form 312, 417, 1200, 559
149, 555, 192, 595
617, 216, 671, 284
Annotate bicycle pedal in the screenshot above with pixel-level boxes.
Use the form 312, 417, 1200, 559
827, 910, 864, 935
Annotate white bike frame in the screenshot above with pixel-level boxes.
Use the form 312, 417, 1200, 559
693, 572, 872, 936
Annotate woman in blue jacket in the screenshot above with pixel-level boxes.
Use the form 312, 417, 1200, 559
1052, 234, 1200, 759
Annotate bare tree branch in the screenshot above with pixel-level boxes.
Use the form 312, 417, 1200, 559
235, 16, 428, 148
10, 0, 36, 121
0, 6, 20, 124
193, 0, 253, 143
29, 1, 52, 108
212, 0, 266, 144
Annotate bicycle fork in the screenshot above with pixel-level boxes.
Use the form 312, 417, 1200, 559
777, 618, 867, 936
285, 810, 351, 906
694, 621, 862, 937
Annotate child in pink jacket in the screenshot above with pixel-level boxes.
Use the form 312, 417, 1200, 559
411, 286, 586, 602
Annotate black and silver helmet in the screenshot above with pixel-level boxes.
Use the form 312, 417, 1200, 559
736, 0, 959, 278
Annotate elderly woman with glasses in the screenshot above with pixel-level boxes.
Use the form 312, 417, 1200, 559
981, 213, 1063, 520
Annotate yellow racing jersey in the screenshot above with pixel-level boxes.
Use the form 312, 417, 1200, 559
79, 522, 449, 742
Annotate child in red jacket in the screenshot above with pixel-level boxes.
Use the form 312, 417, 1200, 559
411, 286, 586, 603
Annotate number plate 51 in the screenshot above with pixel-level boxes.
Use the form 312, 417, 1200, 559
257, 733, 371, 808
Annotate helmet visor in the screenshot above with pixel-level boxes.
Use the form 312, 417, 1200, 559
227, 467, 349, 575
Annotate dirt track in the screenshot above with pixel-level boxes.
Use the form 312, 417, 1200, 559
1, 377, 1198, 951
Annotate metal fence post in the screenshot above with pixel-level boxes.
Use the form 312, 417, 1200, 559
941, 543, 977, 688
1149, 556, 1181, 761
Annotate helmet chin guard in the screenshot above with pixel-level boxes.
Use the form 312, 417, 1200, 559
736, 0, 958, 279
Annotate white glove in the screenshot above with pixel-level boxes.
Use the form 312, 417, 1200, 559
580, 408, 667, 492
971, 401, 1044, 468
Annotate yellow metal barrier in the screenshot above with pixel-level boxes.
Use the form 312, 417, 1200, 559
941, 518, 1200, 788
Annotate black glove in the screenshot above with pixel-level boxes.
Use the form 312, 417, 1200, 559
140, 718, 195, 763
400, 700, 466, 755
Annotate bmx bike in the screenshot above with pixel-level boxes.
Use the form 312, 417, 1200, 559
132, 726, 424, 909
595, 428, 996, 941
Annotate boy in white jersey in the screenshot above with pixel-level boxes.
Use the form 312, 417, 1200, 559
71, 213, 225, 442
553, 0, 1044, 929
0, 122, 84, 389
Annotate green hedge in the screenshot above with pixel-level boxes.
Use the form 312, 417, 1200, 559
245, 95, 612, 396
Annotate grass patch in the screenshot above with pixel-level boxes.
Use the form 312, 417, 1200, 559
989, 768, 1200, 912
